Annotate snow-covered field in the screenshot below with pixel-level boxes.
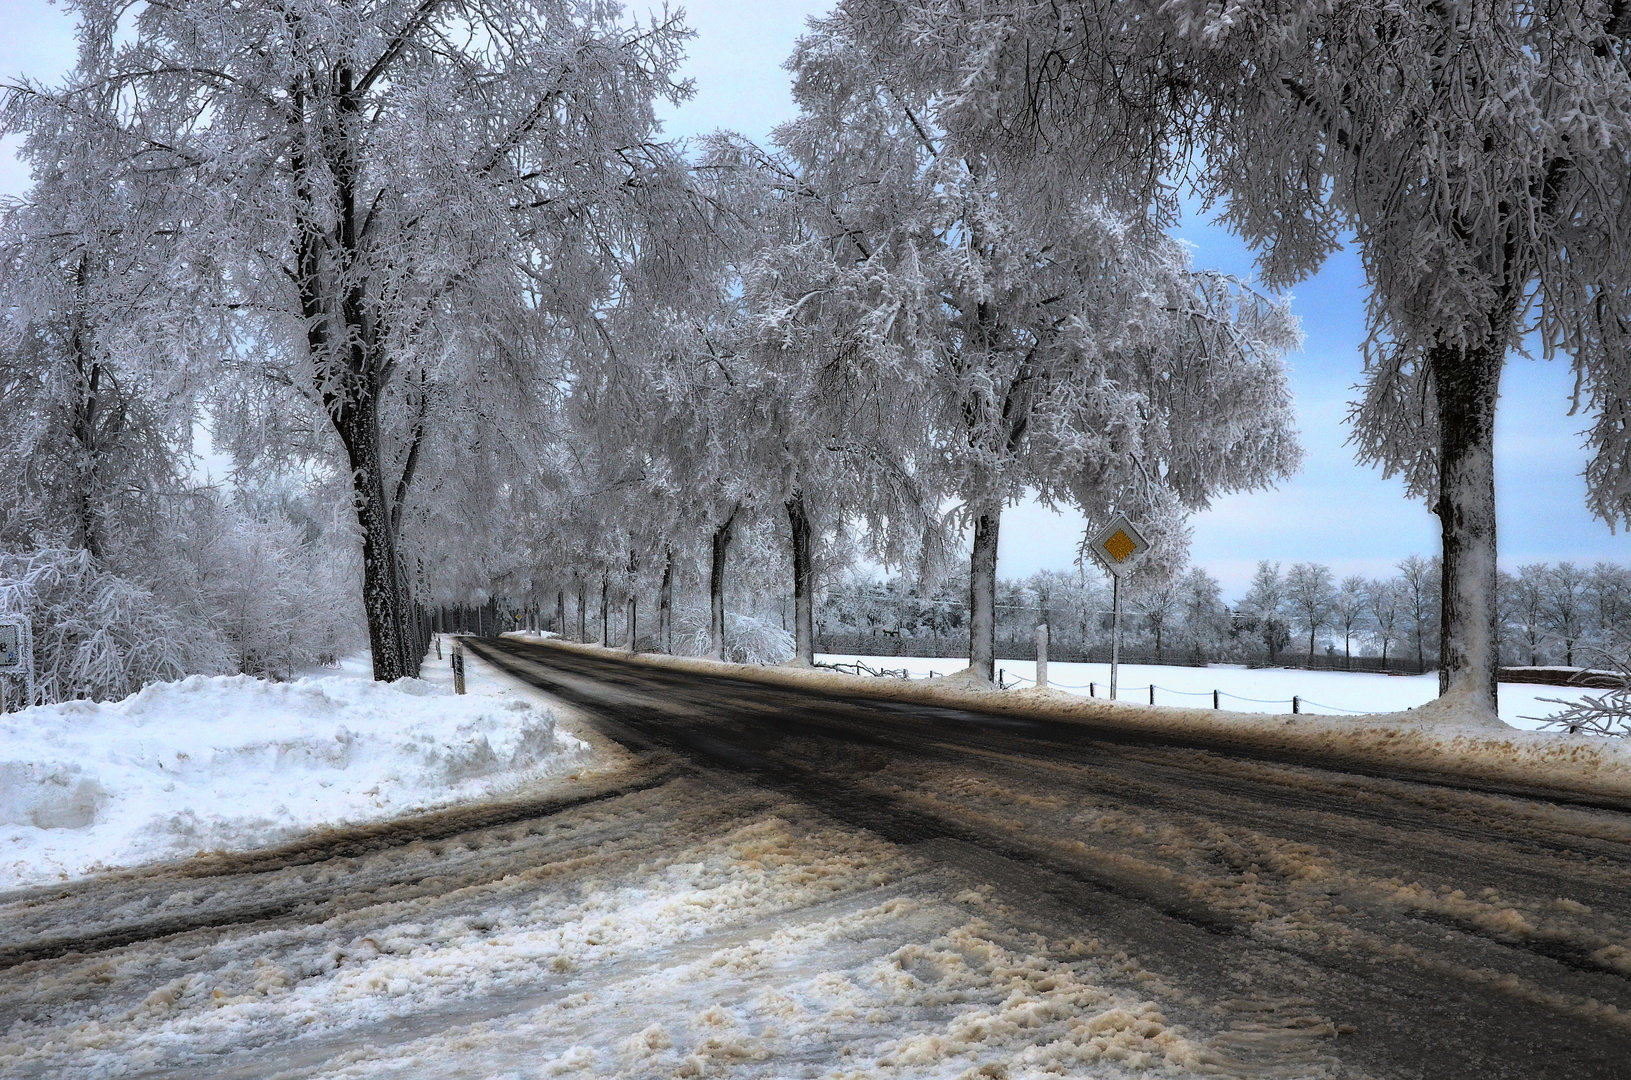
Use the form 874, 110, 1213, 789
818, 654, 1596, 731
0, 647, 589, 889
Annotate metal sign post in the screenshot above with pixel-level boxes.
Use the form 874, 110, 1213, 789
1087, 515, 1150, 702
0, 616, 35, 713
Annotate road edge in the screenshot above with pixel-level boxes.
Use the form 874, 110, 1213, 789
497, 636, 1631, 803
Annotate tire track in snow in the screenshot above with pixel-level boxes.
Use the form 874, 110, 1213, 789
470, 638, 1631, 1080
0, 767, 681, 969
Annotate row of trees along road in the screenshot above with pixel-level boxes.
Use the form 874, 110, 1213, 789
3, 2, 1629, 722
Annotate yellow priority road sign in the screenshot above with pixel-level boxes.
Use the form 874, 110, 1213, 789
1089, 514, 1149, 576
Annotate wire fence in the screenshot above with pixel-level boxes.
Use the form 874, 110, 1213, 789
995, 668, 1370, 713
815, 633, 1435, 675
815, 653, 1380, 715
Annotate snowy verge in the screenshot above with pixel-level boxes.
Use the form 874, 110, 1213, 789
0, 666, 590, 889
522, 641, 1631, 801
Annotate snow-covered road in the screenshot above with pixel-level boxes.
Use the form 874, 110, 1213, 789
3, 640, 1629, 1079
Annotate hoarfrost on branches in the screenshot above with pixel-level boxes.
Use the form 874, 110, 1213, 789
770, 4, 1302, 680
857, 0, 1631, 717
5, 0, 698, 680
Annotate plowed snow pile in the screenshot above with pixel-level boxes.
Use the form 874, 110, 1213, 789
0, 673, 588, 888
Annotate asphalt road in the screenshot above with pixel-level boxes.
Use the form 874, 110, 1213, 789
2, 639, 1628, 1078
469, 638, 1631, 1080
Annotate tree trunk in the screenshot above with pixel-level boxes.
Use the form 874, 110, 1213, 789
710, 513, 735, 661
1433, 333, 1503, 713
787, 492, 815, 665
577, 583, 587, 643
659, 549, 673, 654
333, 391, 415, 681
599, 576, 609, 645
626, 550, 638, 651
556, 590, 565, 635
968, 509, 1000, 682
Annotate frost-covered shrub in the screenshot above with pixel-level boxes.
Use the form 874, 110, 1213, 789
676, 606, 794, 665
197, 515, 361, 679
0, 547, 230, 704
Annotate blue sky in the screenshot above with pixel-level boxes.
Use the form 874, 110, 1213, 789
5, 0, 1625, 598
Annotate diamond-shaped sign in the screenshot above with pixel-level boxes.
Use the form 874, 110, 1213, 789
1088, 514, 1149, 577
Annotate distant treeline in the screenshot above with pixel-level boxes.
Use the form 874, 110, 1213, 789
815, 558, 1631, 671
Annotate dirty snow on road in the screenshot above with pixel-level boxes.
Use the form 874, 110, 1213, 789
7, 645, 1629, 1078
0, 650, 1316, 1080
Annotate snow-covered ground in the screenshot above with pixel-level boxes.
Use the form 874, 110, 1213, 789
0, 645, 589, 889
818, 654, 1596, 731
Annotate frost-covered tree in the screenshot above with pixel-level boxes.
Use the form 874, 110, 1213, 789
8, 0, 696, 680
1588, 562, 1631, 645
1285, 561, 1337, 658
687, 133, 956, 666
1397, 555, 1441, 671
1240, 561, 1291, 660
1367, 577, 1403, 665
1502, 564, 1550, 667
1177, 1, 1631, 711
865, 0, 1631, 716
1543, 562, 1591, 667
774, 8, 1301, 682
1134, 578, 1181, 660
0, 69, 202, 570
1177, 567, 1228, 659
1332, 574, 1369, 662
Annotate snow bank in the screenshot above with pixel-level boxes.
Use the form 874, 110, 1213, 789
0, 670, 588, 889
819, 653, 1598, 730
534, 641, 1631, 802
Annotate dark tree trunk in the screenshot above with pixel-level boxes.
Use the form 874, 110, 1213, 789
626, 550, 638, 651
968, 509, 1000, 682
1431, 310, 1511, 713
333, 390, 415, 680
787, 492, 815, 664
710, 513, 735, 661
556, 590, 565, 635
659, 548, 673, 654
599, 576, 609, 645
577, 582, 587, 643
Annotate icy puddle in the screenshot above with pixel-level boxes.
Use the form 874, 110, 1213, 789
0, 777, 1277, 1079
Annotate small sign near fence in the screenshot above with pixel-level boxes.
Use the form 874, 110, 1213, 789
0, 616, 35, 713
